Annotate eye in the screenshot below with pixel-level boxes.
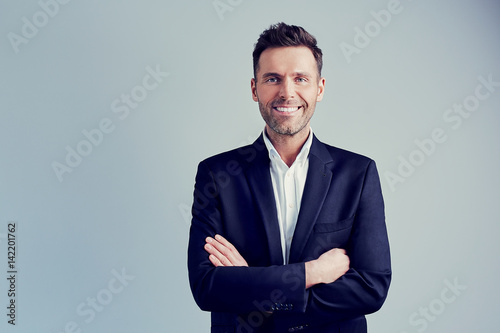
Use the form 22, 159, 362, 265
265, 77, 279, 83
296, 77, 307, 83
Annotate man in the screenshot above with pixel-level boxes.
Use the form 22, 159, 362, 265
188, 23, 391, 333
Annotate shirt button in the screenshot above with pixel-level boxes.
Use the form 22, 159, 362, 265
288, 203, 294, 208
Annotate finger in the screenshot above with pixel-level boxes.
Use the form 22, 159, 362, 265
204, 243, 233, 267
215, 234, 238, 252
334, 248, 347, 255
213, 235, 248, 266
208, 236, 237, 261
206, 236, 248, 266
208, 254, 224, 267
213, 235, 246, 262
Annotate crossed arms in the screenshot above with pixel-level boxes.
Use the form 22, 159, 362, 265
204, 234, 350, 289
187, 156, 391, 324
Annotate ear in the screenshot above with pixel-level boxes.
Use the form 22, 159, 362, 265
251, 78, 258, 102
316, 77, 326, 102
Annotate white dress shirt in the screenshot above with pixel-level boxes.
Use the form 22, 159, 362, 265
263, 128, 313, 264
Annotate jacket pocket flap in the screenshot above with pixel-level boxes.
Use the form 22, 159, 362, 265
314, 215, 355, 233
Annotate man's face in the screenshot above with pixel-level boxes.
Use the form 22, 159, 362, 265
251, 46, 325, 137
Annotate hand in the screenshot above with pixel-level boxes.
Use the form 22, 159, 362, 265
204, 234, 248, 267
305, 248, 350, 289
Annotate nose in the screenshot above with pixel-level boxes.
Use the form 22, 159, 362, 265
279, 78, 295, 99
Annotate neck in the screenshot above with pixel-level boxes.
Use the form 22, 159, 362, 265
266, 126, 310, 167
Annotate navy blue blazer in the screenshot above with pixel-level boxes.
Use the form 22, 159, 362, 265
188, 134, 391, 333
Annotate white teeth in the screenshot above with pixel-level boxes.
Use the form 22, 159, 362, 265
276, 107, 299, 112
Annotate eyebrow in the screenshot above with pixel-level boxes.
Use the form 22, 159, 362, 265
261, 72, 282, 79
261, 72, 313, 79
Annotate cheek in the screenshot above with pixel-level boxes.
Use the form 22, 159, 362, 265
296, 86, 317, 98
256, 86, 279, 103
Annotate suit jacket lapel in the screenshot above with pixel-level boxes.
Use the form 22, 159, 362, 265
244, 135, 284, 265
289, 136, 333, 263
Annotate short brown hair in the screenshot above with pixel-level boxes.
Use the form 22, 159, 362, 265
252, 22, 323, 79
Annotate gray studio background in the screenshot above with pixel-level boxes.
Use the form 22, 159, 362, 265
1, 0, 499, 332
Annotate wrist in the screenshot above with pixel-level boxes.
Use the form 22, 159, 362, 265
305, 259, 321, 289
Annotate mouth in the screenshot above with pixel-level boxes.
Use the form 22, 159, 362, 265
273, 106, 302, 113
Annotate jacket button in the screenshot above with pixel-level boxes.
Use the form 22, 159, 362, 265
288, 324, 308, 332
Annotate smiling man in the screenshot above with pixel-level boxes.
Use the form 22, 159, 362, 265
188, 23, 391, 333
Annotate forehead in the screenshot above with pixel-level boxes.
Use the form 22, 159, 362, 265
257, 46, 317, 76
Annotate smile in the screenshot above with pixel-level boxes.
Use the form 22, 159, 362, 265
273, 106, 301, 113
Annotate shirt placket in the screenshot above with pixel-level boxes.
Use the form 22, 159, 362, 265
283, 166, 297, 263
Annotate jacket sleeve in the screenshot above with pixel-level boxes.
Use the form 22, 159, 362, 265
187, 161, 308, 314
187, 158, 391, 325
277, 160, 391, 327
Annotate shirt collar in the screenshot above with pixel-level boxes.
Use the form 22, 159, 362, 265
263, 127, 313, 167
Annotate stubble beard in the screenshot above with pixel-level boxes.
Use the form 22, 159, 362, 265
258, 99, 315, 136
